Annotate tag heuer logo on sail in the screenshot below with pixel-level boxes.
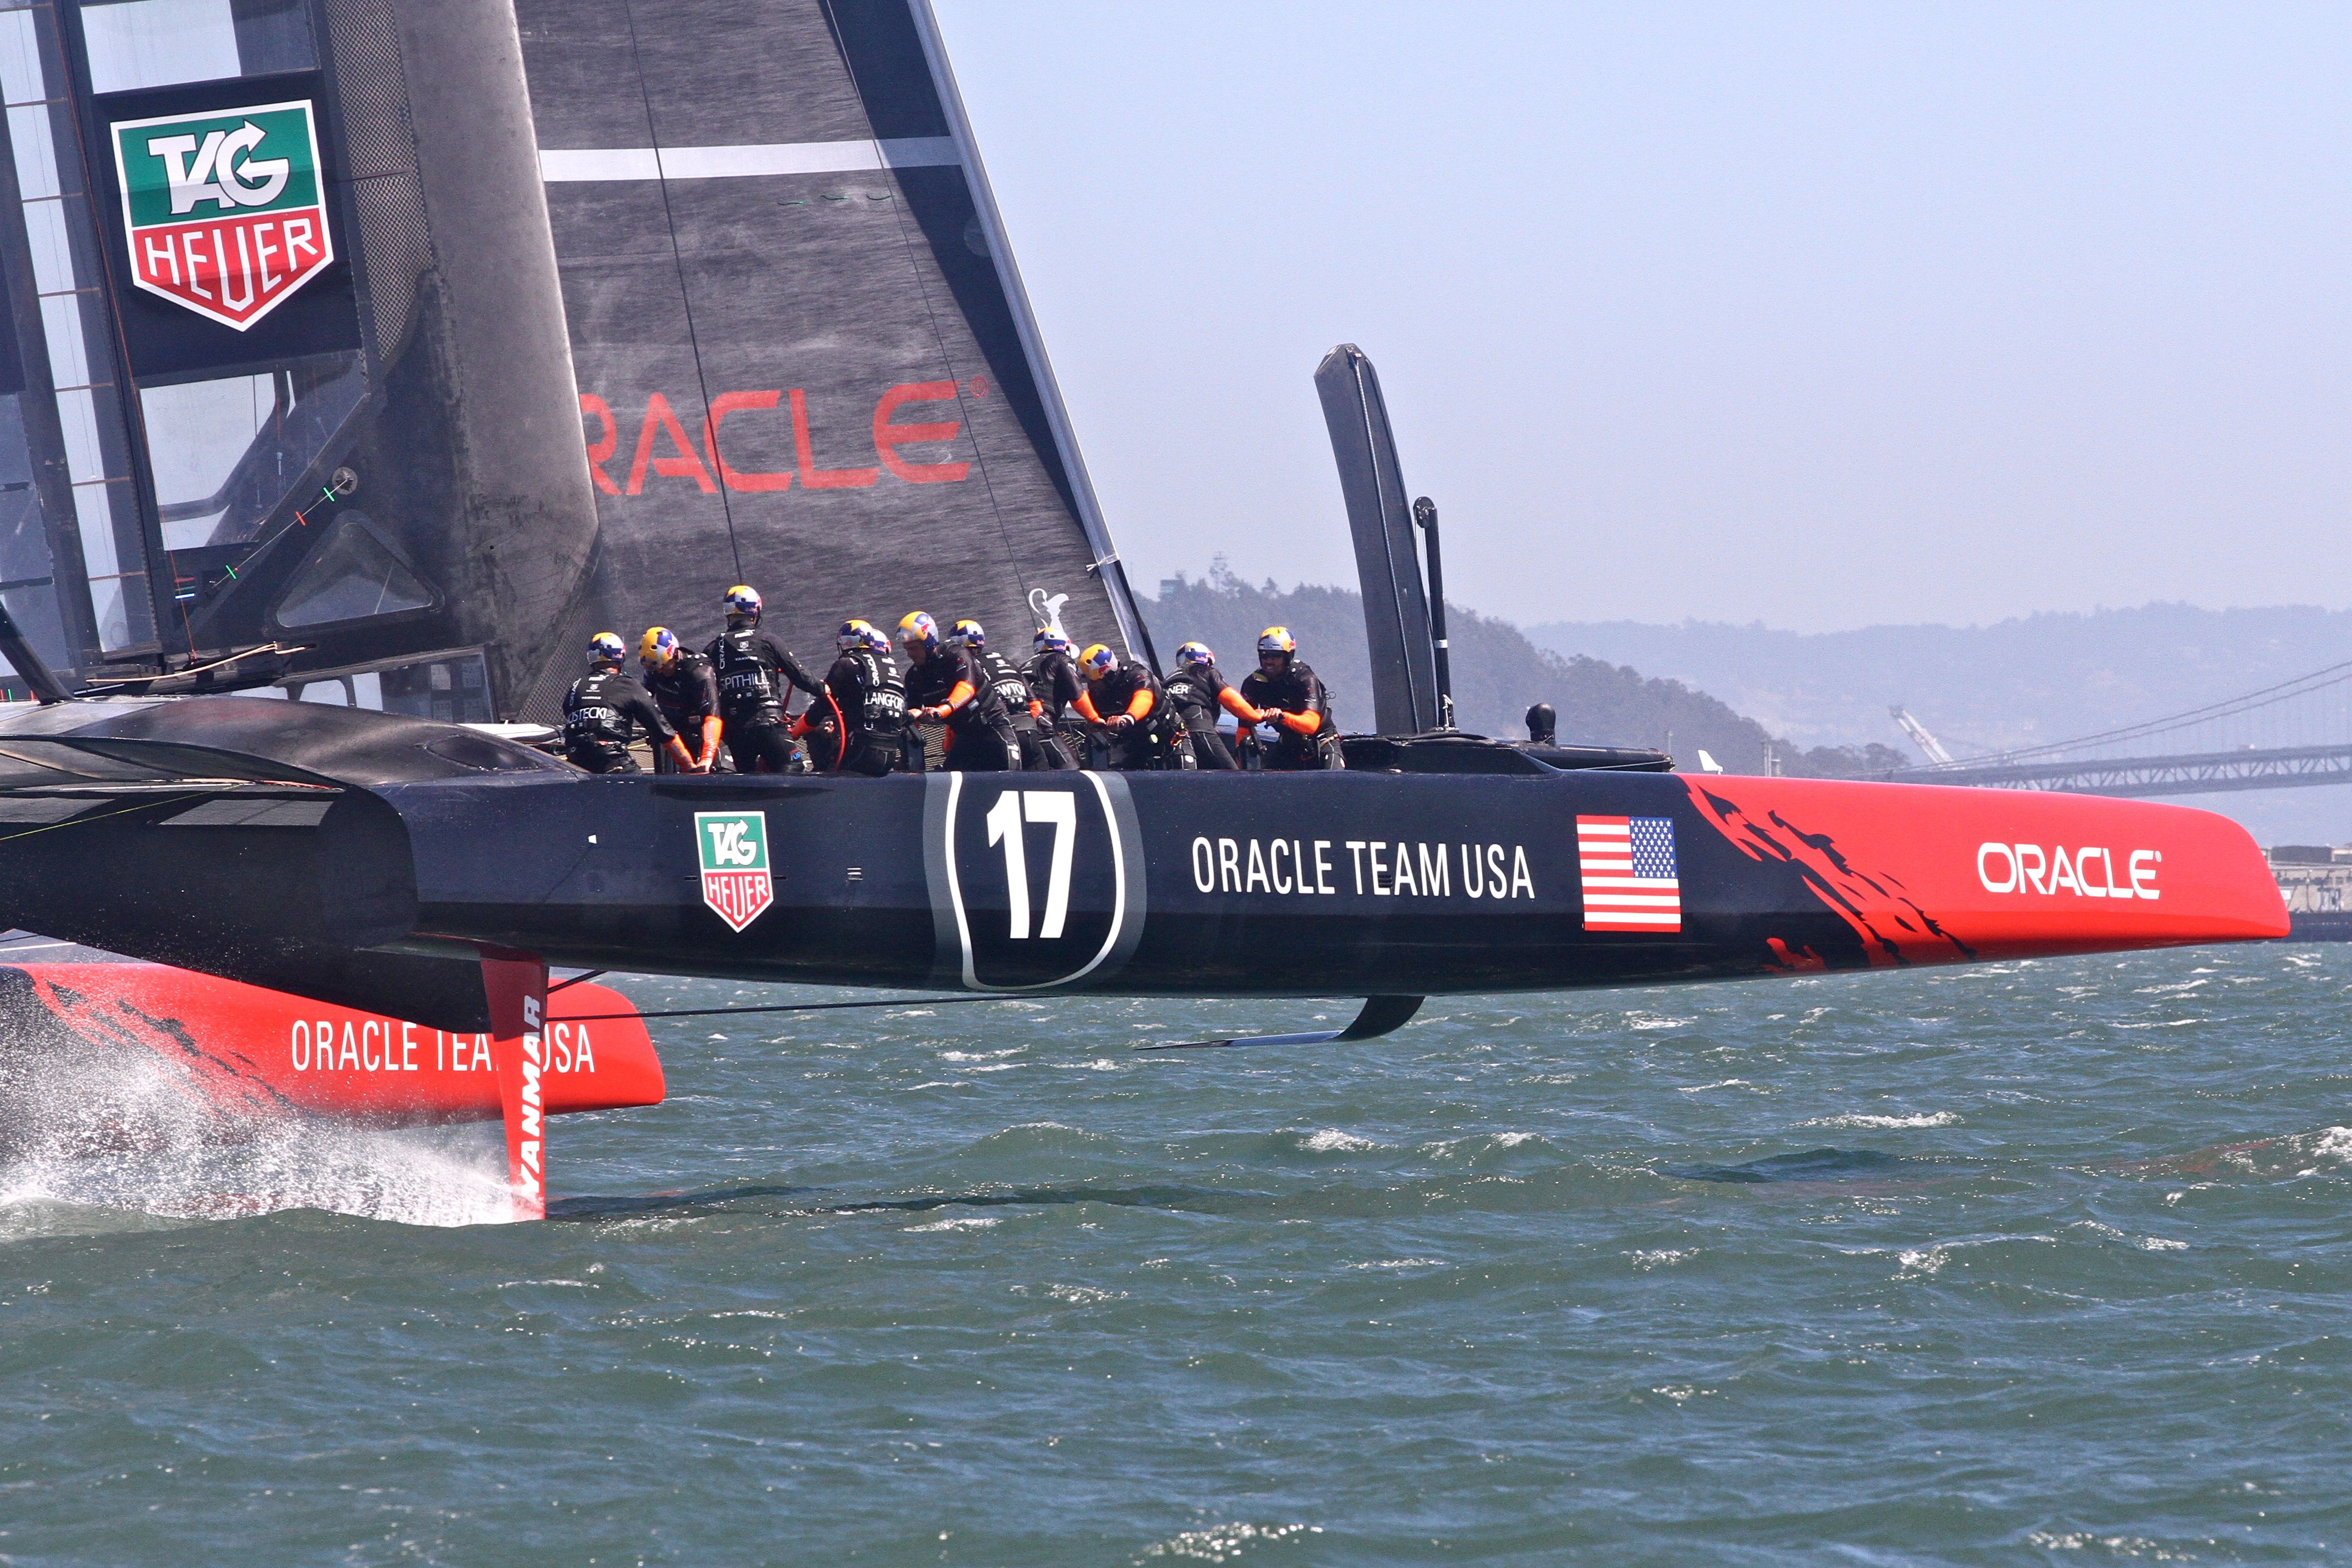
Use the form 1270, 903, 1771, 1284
110, 100, 332, 331
696, 811, 774, 932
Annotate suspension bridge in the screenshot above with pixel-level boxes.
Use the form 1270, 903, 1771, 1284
1883, 660, 2352, 797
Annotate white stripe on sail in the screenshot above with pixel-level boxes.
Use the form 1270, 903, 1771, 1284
541, 137, 962, 183
1585, 911, 1682, 924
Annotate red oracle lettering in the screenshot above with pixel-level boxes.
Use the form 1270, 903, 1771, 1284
702, 390, 792, 492
872, 380, 970, 484
789, 388, 879, 489
580, 394, 620, 496
626, 392, 717, 494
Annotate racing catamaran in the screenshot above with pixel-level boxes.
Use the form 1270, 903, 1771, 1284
0, 0, 2285, 1217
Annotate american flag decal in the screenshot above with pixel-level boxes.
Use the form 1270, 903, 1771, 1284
1578, 815, 1682, 931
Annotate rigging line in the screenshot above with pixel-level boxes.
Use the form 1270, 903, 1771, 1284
618, 0, 744, 584
0, 791, 211, 848
826, 2, 1036, 618
80, 642, 309, 686
556, 994, 1024, 1022
545, 969, 608, 996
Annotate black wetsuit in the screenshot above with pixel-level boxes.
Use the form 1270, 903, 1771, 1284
644, 649, 721, 773
975, 648, 1054, 772
1239, 658, 1342, 771
1022, 648, 1084, 769
562, 666, 676, 774
906, 644, 1020, 771
1082, 658, 1180, 770
1163, 661, 1245, 771
806, 645, 906, 776
706, 624, 824, 774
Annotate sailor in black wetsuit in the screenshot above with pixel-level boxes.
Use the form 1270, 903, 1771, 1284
797, 618, 905, 776
1525, 702, 1557, 745
900, 610, 1021, 771
563, 632, 694, 774
954, 619, 1054, 772
1023, 627, 1084, 770
639, 626, 720, 773
1237, 626, 1342, 771
1163, 640, 1262, 771
1075, 642, 1180, 769
704, 584, 825, 774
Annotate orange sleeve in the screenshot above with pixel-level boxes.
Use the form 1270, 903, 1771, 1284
1029, 698, 1044, 720
943, 680, 976, 711
1124, 687, 1155, 719
1074, 691, 1104, 723
1218, 687, 1262, 723
1279, 709, 1322, 735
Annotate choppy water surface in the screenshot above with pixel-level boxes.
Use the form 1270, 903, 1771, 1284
6, 944, 2352, 1564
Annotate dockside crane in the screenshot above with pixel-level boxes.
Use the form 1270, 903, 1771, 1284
1891, 705, 1957, 766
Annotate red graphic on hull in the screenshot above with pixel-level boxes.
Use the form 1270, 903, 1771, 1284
1682, 777, 2288, 969
6, 963, 663, 1127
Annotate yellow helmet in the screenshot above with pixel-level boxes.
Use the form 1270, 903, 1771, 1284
1257, 626, 1296, 656
1079, 643, 1117, 679
639, 627, 681, 667
897, 610, 940, 650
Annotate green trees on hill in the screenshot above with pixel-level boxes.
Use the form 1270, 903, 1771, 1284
1150, 564, 1904, 778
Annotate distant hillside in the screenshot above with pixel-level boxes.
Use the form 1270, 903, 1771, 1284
1526, 604, 2352, 761
1148, 565, 1904, 777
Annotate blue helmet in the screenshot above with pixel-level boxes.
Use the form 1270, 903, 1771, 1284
1034, 626, 1071, 654
839, 618, 879, 651
589, 631, 627, 666
723, 584, 763, 620
952, 618, 986, 651
861, 625, 893, 656
1175, 640, 1214, 668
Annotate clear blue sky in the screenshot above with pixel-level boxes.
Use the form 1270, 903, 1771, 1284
931, 2, 2352, 633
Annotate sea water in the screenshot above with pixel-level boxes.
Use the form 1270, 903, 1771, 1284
2, 943, 2349, 1564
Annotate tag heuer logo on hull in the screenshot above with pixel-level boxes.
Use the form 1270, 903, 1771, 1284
110, 99, 332, 330
696, 811, 774, 932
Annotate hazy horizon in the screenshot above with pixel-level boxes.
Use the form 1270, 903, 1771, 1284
934, 2, 2352, 637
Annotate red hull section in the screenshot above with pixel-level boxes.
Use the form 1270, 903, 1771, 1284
1681, 778, 2288, 968
4, 963, 663, 1126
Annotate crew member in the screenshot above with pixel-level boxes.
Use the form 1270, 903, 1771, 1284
705, 584, 825, 774
1162, 640, 1262, 771
1237, 626, 1342, 771
797, 618, 905, 776
1525, 702, 1557, 746
956, 619, 1055, 772
901, 610, 1021, 771
1075, 642, 1178, 769
1024, 627, 1084, 769
640, 626, 721, 773
563, 632, 694, 774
